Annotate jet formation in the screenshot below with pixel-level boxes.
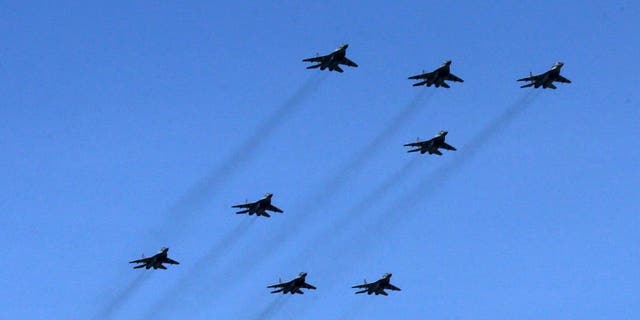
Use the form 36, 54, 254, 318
404, 130, 457, 156
129, 247, 180, 270
267, 272, 317, 294
232, 193, 283, 218
517, 62, 572, 89
352, 273, 401, 296
126, 45, 571, 305
408, 60, 464, 88
302, 44, 358, 73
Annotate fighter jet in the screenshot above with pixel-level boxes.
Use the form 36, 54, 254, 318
232, 193, 283, 218
302, 44, 358, 73
267, 272, 317, 294
352, 273, 401, 296
129, 247, 180, 270
408, 60, 464, 88
517, 62, 571, 89
404, 130, 457, 156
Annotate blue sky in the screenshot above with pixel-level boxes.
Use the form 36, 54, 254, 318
1, 1, 639, 319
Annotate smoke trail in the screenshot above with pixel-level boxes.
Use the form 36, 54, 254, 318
252, 295, 288, 320
154, 73, 327, 238
93, 272, 151, 320
300, 157, 421, 259
211, 91, 433, 286
341, 91, 541, 263
145, 217, 257, 317
401, 90, 540, 207
305, 90, 433, 206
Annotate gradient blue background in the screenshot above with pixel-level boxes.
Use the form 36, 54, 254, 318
1, 1, 638, 319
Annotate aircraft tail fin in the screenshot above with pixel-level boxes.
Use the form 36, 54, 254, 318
133, 264, 145, 269
307, 64, 321, 69
235, 210, 250, 214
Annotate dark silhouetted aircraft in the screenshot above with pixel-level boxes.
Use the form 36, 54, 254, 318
404, 130, 457, 156
352, 273, 401, 296
267, 272, 317, 294
303, 44, 358, 73
232, 193, 283, 218
517, 62, 571, 89
129, 247, 180, 270
408, 60, 464, 88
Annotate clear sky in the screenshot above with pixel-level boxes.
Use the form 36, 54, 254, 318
1, 1, 639, 319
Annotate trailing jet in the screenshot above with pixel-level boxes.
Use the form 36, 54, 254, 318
232, 193, 283, 218
267, 272, 317, 294
352, 273, 401, 296
517, 62, 571, 89
408, 60, 464, 88
129, 247, 180, 270
302, 44, 358, 73
404, 130, 456, 156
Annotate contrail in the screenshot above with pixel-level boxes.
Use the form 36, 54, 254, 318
300, 157, 421, 259
305, 89, 433, 207
400, 90, 540, 207
339, 90, 542, 266
251, 295, 288, 320
145, 217, 257, 317
210, 90, 434, 286
94, 272, 151, 320
153, 73, 327, 239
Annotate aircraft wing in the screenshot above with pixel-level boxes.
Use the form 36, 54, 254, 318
157, 264, 167, 270
546, 83, 557, 89
408, 71, 433, 80
555, 75, 571, 83
403, 141, 426, 147
301, 282, 317, 290
267, 281, 290, 289
386, 284, 401, 291
129, 257, 152, 264
266, 204, 283, 213
164, 257, 180, 265
232, 202, 254, 209
446, 73, 464, 82
334, 65, 344, 73
517, 73, 541, 82
440, 142, 456, 151
341, 57, 358, 67
432, 149, 443, 156
302, 55, 327, 63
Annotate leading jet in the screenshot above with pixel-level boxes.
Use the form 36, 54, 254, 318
408, 60, 464, 88
129, 247, 180, 270
302, 44, 358, 73
517, 62, 571, 89
404, 130, 457, 156
232, 193, 283, 218
352, 273, 401, 296
267, 272, 317, 294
